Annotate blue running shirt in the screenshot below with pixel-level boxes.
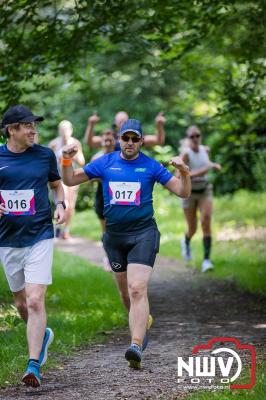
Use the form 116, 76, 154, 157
0, 144, 60, 247
84, 151, 173, 232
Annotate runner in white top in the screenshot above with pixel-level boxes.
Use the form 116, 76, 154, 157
180, 125, 221, 272
49, 120, 85, 239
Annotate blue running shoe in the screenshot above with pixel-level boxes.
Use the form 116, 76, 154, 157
125, 344, 142, 369
39, 327, 54, 366
142, 314, 153, 352
22, 360, 42, 388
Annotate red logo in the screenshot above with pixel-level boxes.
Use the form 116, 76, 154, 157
177, 337, 256, 389
193, 338, 256, 389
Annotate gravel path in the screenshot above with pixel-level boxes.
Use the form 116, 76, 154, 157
1, 237, 265, 399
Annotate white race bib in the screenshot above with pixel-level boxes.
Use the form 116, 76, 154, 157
109, 182, 141, 206
0, 189, 36, 215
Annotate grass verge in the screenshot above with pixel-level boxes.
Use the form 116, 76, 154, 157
0, 250, 127, 387
186, 361, 266, 400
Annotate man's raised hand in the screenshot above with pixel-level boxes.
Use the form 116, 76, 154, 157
62, 144, 79, 159
169, 156, 190, 175
155, 112, 166, 126
88, 113, 100, 125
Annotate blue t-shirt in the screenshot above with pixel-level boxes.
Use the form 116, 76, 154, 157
0, 144, 60, 247
84, 151, 173, 232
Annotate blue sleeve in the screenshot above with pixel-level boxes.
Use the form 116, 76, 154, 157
83, 155, 105, 179
48, 150, 61, 182
153, 160, 173, 185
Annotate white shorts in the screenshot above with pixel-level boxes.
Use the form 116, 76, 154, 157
0, 239, 54, 292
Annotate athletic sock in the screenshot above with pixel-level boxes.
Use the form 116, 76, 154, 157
203, 236, 212, 259
132, 338, 142, 348
185, 235, 191, 246
28, 359, 40, 366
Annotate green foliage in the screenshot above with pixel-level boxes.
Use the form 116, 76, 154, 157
0, 1, 265, 193
0, 251, 126, 386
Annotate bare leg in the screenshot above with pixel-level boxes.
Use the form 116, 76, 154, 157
114, 271, 130, 313
13, 289, 28, 322
25, 283, 47, 360
199, 197, 212, 237
183, 206, 198, 239
127, 264, 153, 344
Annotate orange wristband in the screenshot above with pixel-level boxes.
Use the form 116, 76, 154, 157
61, 158, 72, 167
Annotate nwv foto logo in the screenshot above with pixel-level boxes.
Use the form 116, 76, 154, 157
177, 337, 256, 390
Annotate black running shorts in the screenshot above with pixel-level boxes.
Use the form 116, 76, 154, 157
103, 226, 160, 273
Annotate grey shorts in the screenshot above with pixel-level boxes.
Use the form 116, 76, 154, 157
181, 184, 213, 209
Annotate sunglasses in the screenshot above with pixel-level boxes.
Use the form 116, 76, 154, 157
188, 134, 201, 139
121, 135, 141, 143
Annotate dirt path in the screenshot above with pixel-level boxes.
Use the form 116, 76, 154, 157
1, 237, 265, 400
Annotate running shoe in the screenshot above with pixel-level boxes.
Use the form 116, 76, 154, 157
22, 360, 42, 388
142, 314, 153, 352
181, 238, 191, 261
39, 327, 54, 366
125, 344, 142, 369
201, 259, 214, 273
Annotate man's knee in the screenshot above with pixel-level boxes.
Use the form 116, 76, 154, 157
26, 293, 45, 313
128, 282, 147, 300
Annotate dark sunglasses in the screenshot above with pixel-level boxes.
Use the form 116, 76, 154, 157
188, 134, 201, 139
121, 135, 141, 143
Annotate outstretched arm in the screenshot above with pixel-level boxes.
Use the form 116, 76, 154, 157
181, 152, 221, 178
61, 144, 89, 186
84, 113, 102, 149
144, 112, 166, 147
164, 156, 191, 198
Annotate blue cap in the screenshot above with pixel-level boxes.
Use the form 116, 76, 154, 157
119, 119, 143, 137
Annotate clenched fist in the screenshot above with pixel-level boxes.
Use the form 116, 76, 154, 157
88, 113, 100, 125
169, 156, 189, 175
155, 112, 166, 126
62, 144, 79, 159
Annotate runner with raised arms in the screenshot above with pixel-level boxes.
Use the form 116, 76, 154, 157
61, 119, 191, 369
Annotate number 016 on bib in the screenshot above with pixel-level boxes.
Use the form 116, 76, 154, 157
109, 182, 141, 206
0, 189, 36, 215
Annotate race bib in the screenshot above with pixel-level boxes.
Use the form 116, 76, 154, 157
109, 182, 141, 206
0, 189, 36, 215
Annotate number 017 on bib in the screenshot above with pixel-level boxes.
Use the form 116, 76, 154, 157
109, 182, 141, 206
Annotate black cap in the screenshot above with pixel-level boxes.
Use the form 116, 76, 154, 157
0, 105, 44, 128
